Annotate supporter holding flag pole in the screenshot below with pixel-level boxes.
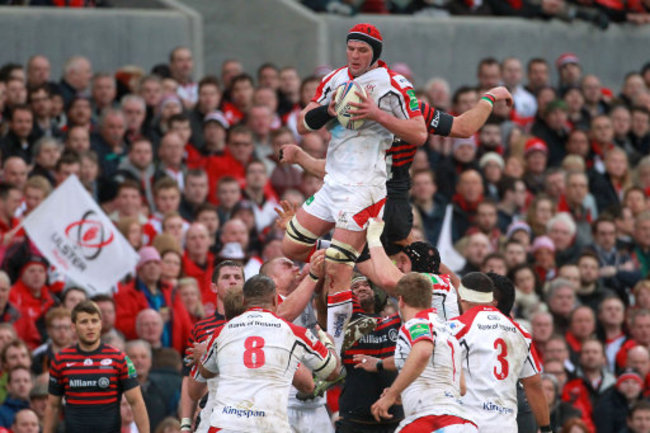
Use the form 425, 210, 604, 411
22, 175, 139, 296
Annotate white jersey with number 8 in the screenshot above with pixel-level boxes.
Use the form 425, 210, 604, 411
199, 307, 334, 433
447, 306, 541, 433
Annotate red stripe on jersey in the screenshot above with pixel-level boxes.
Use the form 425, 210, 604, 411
67, 398, 118, 405
393, 158, 414, 167
328, 291, 353, 305
400, 414, 477, 432
450, 305, 492, 340
387, 143, 416, 154
311, 67, 347, 104
503, 313, 533, 339
190, 314, 226, 343
376, 316, 401, 331
344, 346, 395, 357
285, 320, 329, 358
529, 337, 543, 371
352, 198, 386, 228
387, 70, 421, 119
392, 150, 416, 161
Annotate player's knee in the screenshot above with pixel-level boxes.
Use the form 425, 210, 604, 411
283, 216, 317, 259
325, 240, 360, 268
285, 216, 318, 248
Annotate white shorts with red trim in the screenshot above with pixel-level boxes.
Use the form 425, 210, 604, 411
396, 414, 478, 433
302, 181, 386, 232
288, 405, 334, 433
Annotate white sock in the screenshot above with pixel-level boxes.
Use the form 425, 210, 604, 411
327, 290, 353, 354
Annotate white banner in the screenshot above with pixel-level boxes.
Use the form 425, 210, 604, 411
23, 175, 139, 295
436, 204, 466, 273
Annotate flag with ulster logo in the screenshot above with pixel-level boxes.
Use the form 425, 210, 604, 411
22, 175, 139, 295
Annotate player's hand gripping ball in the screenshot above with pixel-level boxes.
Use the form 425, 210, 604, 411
334, 81, 367, 130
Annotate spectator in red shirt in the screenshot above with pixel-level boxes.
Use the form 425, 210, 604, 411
221, 74, 254, 126
114, 247, 191, 354
0, 271, 39, 350
205, 125, 255, 204
182, 223, 216, 314
562, 338, 614, 433
8, 257, 55, 325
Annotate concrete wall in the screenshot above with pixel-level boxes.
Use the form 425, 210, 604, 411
184, 0, 650, 91
0, 6, 200, 79
179, 0, 325, 78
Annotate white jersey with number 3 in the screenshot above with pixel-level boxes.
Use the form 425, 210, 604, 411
448, 306, 541, 433
312, 61, 421, 187
394, 308, 473, 427
199, 308, 333, 433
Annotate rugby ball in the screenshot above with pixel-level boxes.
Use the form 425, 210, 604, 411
334, 81, 366, 130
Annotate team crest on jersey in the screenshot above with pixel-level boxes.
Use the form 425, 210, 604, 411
365, 83, 376, 94
447, 320, 464, 334
100, 358, 112, 366
83, 358, 93, 366
406, 90, 418, 111
125, 356, 137, 378
408, 323, 429, 340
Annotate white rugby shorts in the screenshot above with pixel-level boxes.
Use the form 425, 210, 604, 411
302, 182, 386, 232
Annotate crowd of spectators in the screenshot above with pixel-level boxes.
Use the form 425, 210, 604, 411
303, 0, 650, 28
0, 38, 647, 433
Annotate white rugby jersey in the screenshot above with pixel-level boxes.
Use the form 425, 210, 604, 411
421, 273, 459, 321
199, 307, 332, 433
312, 61, 421, 187
448, 306, 541, 433
395, 308, 473, 423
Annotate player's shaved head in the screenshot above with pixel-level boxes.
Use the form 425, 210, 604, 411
243, 275, 276, 308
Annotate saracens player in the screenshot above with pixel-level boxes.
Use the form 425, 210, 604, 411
179, 260, 243, 433
368, 273, 477, 433
43, 300, 149, 433
196, 275, 341, 433
447, 272, 552, 433
281, 23, 427, 353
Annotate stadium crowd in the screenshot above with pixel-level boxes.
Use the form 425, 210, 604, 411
302, 0, 650, 28
0, 20, 647, 433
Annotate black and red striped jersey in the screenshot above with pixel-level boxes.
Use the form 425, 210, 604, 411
385, 101, 453, 196
183, 312, 226, 376
48, 343, 139, 433
339, 309, 403, 423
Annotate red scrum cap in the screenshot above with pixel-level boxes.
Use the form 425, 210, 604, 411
347, 23, 383, 66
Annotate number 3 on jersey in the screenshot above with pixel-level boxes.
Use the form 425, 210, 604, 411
243, 336, 266, 369
493, 338, 509, 380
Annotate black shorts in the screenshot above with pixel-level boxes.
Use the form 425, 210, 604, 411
336, 419, 400, 433
357, 195, 412, 263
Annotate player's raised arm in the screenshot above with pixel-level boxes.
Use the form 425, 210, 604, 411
364, 218, 403, 293
449, 86, 513, 138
